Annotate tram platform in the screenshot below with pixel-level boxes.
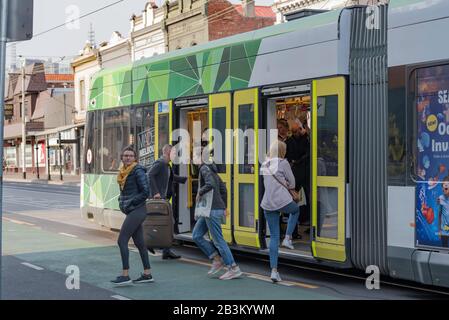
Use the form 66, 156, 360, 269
1, 218, 338, 300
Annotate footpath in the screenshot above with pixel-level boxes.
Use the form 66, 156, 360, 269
2, 172, 81, 186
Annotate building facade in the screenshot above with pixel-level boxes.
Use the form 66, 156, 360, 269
130, 2, 167, 61
272, 0, 388, 24
165, 0, 275, 51
3, 62, 76, 177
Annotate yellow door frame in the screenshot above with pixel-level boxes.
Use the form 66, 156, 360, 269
209, 93, 232, 244
233, 88, 260, 248
311, 77, 346, 262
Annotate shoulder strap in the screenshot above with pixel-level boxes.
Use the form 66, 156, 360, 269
266, 161, 290, 193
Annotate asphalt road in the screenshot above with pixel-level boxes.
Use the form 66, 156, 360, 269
1, 181, 449, 300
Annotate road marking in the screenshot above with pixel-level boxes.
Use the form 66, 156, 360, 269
58, 232, 78, 238
21, 262, 44, 271
2, 217, 35, 226
111, 295, 132, 300
180, 257, 318, 289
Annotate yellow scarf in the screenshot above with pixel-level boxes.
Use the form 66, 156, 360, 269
117, 162, 138, 191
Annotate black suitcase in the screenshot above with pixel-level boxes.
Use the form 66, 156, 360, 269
143, 199, 174, 249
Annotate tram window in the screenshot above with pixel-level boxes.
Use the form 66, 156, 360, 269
388, 66, 407, 185
136, 107, 155, 168
238, 104, 255, 174
317, 95, 338, 177
101, 108, 131, 173
239, 184, 255, 228
212, 107, 226, 173
317, 187, 338, 239
158, 113, 170, 157
84, 112, 96, 174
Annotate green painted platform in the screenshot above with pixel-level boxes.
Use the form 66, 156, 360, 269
2, 221, 338, 300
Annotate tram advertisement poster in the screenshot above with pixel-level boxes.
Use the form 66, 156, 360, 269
416, 65, 449, 249
138, 128, 155, 169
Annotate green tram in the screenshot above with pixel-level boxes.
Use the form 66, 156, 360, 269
82, 0, 449, 288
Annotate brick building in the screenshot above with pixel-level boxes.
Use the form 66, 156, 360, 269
208, 0, 276, 41
166, 0, 275, 51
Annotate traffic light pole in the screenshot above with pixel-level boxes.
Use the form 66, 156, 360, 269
0, 0, 10, 301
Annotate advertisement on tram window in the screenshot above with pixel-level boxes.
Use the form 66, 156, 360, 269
416, 64, 449, 249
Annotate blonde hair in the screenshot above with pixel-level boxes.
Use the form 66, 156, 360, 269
269, 140, 287, 159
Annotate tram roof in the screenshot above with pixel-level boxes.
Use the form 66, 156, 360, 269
91, 0, 436, 81
93, 7, 344, 79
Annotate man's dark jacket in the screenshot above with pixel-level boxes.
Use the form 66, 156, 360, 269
147, 158, 187, 200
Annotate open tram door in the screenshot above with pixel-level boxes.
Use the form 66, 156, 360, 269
233, 88, 261, 248
311, 77, 347, 263
209, 93, 232, 243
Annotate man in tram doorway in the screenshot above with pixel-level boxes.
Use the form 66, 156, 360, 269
285, 117, 311, 237
148, 144, 187, 259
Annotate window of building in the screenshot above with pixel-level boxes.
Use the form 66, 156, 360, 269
101, 108, 131, 173
80, 80, 86, 110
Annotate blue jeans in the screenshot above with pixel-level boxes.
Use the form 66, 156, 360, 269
264, 202, 300, 269
192, 209, 236, 267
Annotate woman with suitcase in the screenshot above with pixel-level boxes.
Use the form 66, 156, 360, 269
111, 146, 153, 285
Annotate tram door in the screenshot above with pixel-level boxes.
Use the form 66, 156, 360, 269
209, 93, 232, 243
233, 89, 261, 248
311, 77, 346, 262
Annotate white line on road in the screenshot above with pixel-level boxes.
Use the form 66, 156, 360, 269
111, 295, 132, 300
21, 262, 44, 271
2, 217, 35, 226
58, 232, 78, 238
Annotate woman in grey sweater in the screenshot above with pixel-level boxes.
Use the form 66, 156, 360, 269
261, 141, 300, 283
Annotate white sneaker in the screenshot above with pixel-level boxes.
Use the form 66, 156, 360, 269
271, 271, 282, 283
282, 238, 295, 250
208, 259, 224, 276
219, 266, 243, 280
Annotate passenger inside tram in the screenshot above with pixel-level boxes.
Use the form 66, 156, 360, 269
271, 95, 311, 253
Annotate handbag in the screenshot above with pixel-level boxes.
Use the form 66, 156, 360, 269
194, 170, 214, 220
268, 164, 306, 206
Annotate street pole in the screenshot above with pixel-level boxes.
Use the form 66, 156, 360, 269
0, 0, 10, 301
63, 87, 67, 126
21, 60, 26, 179
59, 132, 63, 181
35, 140, 39, 179
46, 135, 51, 181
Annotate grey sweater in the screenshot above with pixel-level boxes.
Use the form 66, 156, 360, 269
261, 158, 296, 211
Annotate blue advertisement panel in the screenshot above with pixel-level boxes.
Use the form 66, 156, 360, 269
416, 64, 449, 249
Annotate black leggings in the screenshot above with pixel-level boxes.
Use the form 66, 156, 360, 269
118, 205, 151, 271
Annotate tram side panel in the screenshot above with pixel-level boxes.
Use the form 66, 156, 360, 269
387, 0, 449, 288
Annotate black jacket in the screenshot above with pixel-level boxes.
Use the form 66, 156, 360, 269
148, 158, 187, 200
118, 165, 149, 214
198, 163, 227, 210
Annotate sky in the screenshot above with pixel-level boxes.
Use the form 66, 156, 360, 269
6, 0, 274, 68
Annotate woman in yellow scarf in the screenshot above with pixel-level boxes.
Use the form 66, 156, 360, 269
112, 146, 153, 286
